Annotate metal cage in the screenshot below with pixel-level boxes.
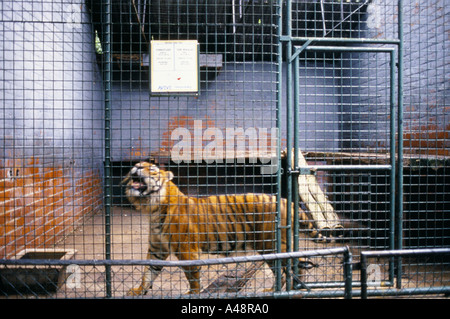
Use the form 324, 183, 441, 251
0, 0, 449, 299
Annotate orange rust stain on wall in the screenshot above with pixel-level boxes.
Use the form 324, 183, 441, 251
160, 116, 195, 153
0, 158, 103, 258
160, 116, 218, 154
403, 124, 450, 157
128, 136, 150, 159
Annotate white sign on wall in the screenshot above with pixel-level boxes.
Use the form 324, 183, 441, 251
150, 40, 199, 95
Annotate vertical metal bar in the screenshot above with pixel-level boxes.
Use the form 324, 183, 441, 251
283, 0, 293, 292
275, 0, 284, 292
343, 247, 353, 299
292, 54, 300, 276
396, 0, 404, 289
102, 0, 112, 298
360, 253, 368, 299
388, 48, 396, 285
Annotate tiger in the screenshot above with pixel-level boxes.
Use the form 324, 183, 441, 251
122, 162, 321, 295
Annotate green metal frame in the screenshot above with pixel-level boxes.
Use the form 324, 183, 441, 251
102, 0, 113, 299
277, 0, 404, 295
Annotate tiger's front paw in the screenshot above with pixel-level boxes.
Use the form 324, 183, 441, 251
262, 287, 274, 293
127, 286, 147, 296
184, 288, 201, 295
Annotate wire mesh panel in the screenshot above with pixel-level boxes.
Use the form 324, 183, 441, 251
94, 0, 283, 298
284, 0, 450, 297
360, 249, 450, 298
1, 0, 449, 299
290, 46, 397, 289
0, 0, 105, 297
396, 0, 450, 297
0, 0, 280, 298
401, 1, 450, 250
281, 0, 398, 293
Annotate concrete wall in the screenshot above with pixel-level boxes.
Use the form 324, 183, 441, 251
110, 62, 278, 162
343, 0, 449, 155
401, 0, 449, 157
0, 0, 104, 258
109, 61, 342, 162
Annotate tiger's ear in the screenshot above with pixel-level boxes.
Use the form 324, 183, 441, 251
166, 171, 174, 181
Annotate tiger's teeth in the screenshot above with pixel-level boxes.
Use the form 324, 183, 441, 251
132, 182, 143, 189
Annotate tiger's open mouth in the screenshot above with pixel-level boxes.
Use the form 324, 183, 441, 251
131, 175, 148, 193
129, 174, 162, 196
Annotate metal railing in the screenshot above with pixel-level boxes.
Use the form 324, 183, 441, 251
360, 248, 450, 299
1, 247, 353, 299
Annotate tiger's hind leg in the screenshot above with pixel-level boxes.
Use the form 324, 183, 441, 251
176, 247, 202, 294
181, 265, 202, 294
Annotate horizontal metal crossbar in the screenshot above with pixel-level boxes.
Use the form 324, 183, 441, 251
290, 165, 392, 174
281, 36, 401, 45
0, 247, 350, 268
361, 248, 450, 259
300, 46, 396, 53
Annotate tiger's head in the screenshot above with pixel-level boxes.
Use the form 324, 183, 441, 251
122, 162, 174, 201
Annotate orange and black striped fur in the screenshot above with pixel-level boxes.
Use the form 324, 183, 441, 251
122, 162, 320, 295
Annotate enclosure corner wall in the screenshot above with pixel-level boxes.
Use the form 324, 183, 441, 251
0, 0, 104, 259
